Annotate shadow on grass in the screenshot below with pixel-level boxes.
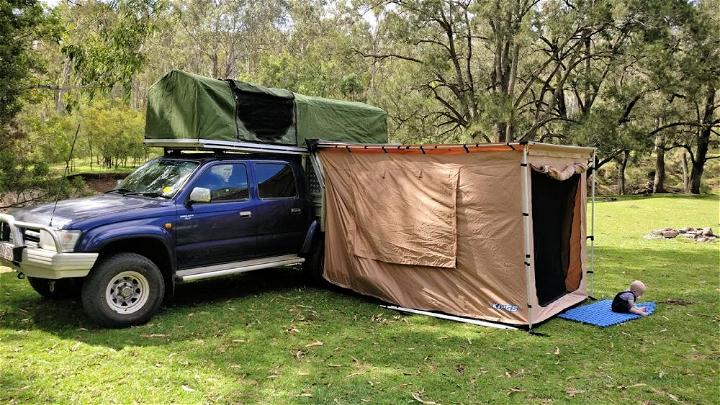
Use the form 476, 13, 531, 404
1, 241, 717, 402
0, 370, 59, 403
1, 241, 715, 335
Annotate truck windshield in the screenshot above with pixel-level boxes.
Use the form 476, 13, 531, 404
114, 159, 199, 198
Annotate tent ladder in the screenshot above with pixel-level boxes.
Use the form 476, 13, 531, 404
381, 306, 519, 330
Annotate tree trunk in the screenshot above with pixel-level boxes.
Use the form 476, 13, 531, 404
689, 132, 710, 194
211, 52, 219, 78
617, 149, 629, 195
690, 88, 715, 194
681, 151, 690, 192
87, 132, 93, 171
56, 58, 71, 114
653, 133, 666, 193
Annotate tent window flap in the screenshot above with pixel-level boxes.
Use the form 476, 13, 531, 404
351, 166, 459, 269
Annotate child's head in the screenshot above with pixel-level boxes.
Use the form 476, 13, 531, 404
630, 280, 646, 297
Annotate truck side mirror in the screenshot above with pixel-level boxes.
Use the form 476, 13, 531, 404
189, 187, 211, 204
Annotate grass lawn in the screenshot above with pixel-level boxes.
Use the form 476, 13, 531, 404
0, 195, 718, 404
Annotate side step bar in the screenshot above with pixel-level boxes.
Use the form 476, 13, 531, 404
176, 254, 305, 283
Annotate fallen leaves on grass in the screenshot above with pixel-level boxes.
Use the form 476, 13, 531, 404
411, 391, 437, 404
507, 387, 526, 396
141, 333, 169, 339
181, 385, 195, 393
565, 387, 584, 397
305, 340, 323, 348
660, 299, 693, 306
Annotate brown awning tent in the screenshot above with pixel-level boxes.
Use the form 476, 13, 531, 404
315, 142, 595, 328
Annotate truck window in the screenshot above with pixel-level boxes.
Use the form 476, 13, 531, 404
193, 163, 249, 202
255, 163, 297, 199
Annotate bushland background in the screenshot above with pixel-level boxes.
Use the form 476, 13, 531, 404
1, 0, 718, 203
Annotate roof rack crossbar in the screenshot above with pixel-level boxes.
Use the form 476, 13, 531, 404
144, 138, 308, 156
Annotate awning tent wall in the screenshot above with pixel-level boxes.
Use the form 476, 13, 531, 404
316, 142, 593, 326
145, 70, 388, 147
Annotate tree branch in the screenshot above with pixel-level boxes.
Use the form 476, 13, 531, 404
353, 49, 425, 65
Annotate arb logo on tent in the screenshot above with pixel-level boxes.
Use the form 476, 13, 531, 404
492, 303, 519, 312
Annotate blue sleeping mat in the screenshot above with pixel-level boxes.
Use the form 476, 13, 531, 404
557, 299, 655, 327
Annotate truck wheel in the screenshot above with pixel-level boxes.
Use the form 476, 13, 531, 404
81, 253, 165, 328
303, 238, 326, 285
27, 277, 81, 300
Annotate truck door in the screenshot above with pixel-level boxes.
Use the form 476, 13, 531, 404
252, 161, 309, 257
175, 162, 258, 269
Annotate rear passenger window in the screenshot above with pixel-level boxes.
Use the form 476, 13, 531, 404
256, 163, 297, 199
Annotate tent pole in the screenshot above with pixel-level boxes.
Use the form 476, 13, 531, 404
590, 150, 596, 297
521, 145, 534, 331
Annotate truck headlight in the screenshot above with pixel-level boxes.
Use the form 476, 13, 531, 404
39, 230, 81, 252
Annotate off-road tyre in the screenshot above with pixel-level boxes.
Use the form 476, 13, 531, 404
81, 252, 165, 328
27, 277, 82, 300
303, 237, 326, 286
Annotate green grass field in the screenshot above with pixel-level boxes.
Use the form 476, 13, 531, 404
1, 195, 718, 404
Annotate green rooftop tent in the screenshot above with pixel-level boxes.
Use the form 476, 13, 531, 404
145, 70, 388, 147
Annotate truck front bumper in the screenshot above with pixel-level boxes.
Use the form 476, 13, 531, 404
0, 214, 98, 279
1, 248, 98, 279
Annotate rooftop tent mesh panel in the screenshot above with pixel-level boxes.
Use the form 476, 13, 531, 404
234, 90, 295, 143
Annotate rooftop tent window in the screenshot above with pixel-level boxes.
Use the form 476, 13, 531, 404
226, 80, 296, 145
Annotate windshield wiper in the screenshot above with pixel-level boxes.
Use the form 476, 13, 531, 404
122, 191, 169, 198
106, 188, 132, 195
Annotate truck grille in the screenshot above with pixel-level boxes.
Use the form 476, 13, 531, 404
23, 229, 39, 248
0, 222, 10, 242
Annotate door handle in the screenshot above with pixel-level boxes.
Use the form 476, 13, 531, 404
290, 208, 301, 215
239, 211, 252, 218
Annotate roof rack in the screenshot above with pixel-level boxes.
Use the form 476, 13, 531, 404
144, 138, 309, 156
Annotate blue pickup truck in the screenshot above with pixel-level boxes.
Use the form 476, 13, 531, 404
0, 151, 325, 327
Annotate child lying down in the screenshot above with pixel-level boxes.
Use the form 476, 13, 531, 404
612, 280, 648, 316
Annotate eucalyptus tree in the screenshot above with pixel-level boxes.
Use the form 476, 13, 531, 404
0, 0, 59, 199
